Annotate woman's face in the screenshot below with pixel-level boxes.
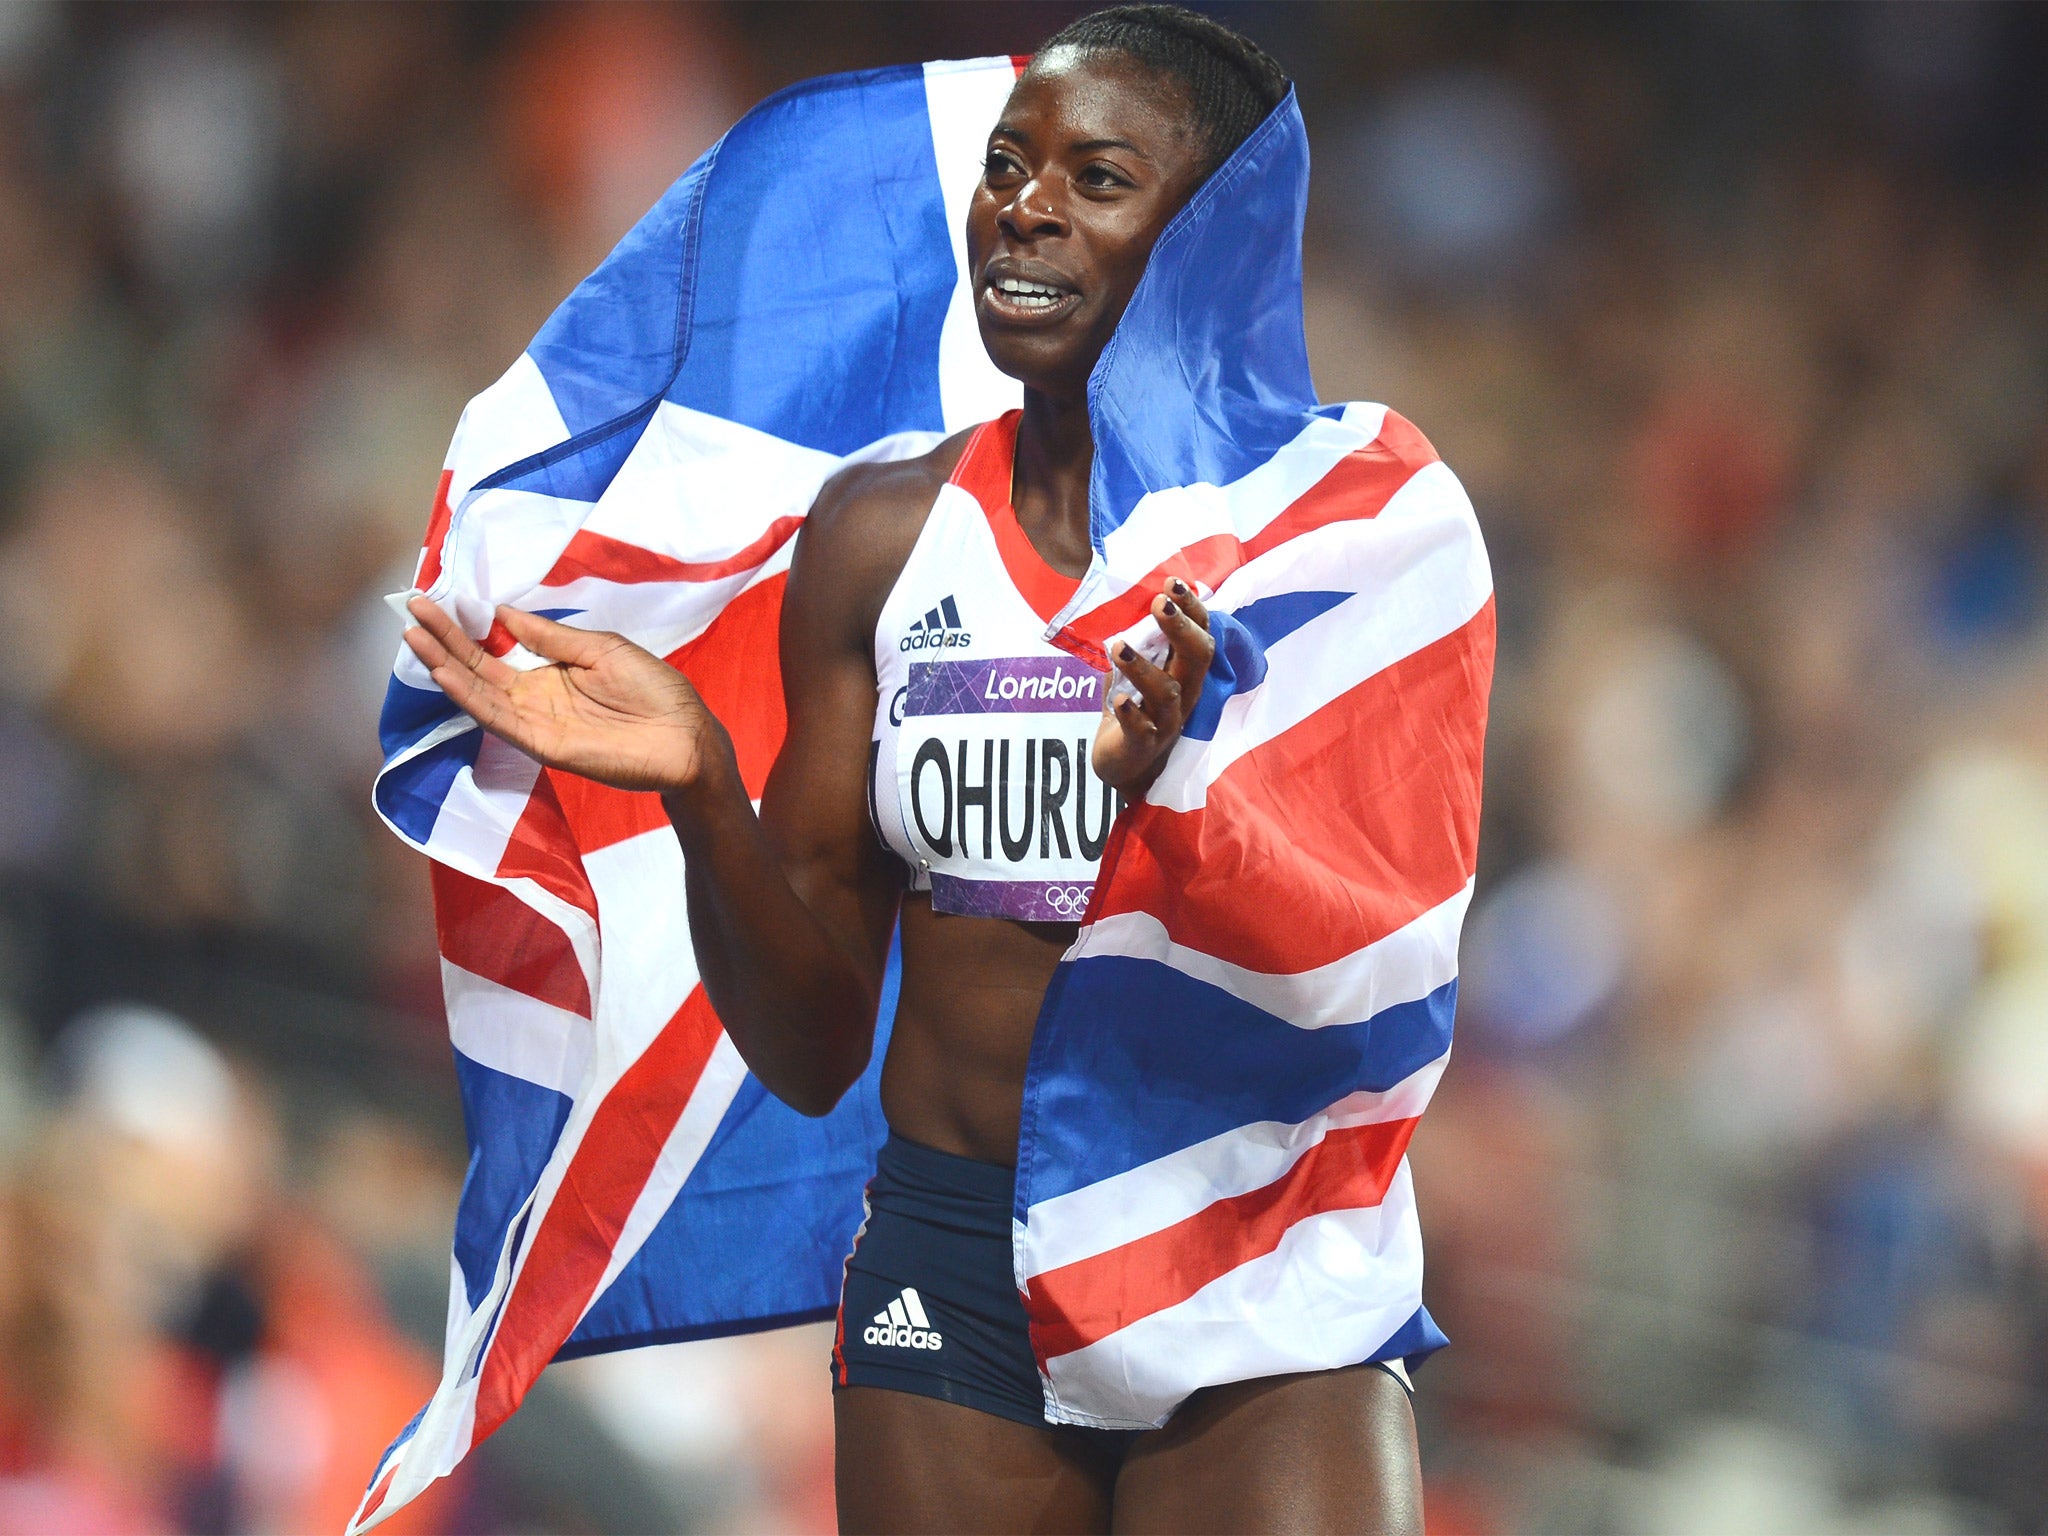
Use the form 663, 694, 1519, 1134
967, 49, 1213, 403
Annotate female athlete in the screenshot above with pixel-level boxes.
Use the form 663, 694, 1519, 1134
403, 8, 1423, 1531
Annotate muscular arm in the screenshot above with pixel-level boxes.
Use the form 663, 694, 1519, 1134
401, 448, 956, 1117
666, 458, 942, 1113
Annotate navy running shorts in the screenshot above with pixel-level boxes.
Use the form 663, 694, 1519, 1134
830, 1131, 1411, 1436
831, 1130, 1089, 1433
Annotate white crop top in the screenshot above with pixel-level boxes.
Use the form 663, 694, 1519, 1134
868, 411, 1117, 923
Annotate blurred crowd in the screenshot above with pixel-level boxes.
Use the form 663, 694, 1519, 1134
0, 3, 2044, 1533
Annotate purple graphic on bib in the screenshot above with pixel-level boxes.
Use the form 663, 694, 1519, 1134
907, 656, 1106, 717
930, 873, 1096, 923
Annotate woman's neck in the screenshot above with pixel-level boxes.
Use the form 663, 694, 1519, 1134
1009, 385, 1096, 579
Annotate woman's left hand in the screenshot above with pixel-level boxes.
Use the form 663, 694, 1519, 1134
1091, 577, 1215, 798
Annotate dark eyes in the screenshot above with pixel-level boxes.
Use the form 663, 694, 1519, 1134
980, 150, 1134, 192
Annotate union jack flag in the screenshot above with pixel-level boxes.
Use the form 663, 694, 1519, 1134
359, 53, 1490, 1530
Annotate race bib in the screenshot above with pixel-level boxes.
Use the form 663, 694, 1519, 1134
895, 655, 1117, 922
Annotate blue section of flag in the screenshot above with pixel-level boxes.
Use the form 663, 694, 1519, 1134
1022, 959, 1456, 1206
481, 397, 660, 504
562, 936, 900, 1351
374, 728, 482, 845
562, 1075, 883, 1348
508, 64, 955, 483
450, 1051, 574, 1309
379, 675, 463, 758
527, 162, 709, 438
1185, 589, 1350, 741
1374, 1303, 1450, 1367
669, 67, 955, 453
1086, 90, 1317, 545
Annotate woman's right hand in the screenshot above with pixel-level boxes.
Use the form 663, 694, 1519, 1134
402, 596, 733, 797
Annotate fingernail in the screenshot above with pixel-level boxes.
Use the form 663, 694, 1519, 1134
1171, 578, 1191, 598
1120, 644, 1136, 664
1162, 599, 1178, 618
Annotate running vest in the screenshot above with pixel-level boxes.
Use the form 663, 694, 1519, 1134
869, 411, 1117, 923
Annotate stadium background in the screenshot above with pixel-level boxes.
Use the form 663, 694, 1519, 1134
2, 2, 2046, 1531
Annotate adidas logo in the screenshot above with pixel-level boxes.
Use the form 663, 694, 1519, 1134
861, 1287, 943, 1350
900, 595, 971, 652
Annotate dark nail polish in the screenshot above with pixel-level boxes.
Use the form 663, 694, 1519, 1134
1171, 578, 1191, 598
1120, 644, 1137, 664
1162, 599, 1178, 618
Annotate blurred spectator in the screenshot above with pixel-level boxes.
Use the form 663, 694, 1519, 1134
0, 1006, 462, 1534
1334, 68, 1568, 292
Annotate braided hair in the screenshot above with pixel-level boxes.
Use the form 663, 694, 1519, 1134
1033, 5, 1291, 172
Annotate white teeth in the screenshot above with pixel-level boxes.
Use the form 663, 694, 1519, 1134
995, 276, 1066, 305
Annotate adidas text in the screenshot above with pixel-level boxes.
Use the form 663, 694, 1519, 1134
862, 1288, 943, 1350
900, 628, 972, 651
901, 596, 969, 652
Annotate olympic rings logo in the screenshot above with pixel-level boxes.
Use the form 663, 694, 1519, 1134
1040, 884, 1093, 919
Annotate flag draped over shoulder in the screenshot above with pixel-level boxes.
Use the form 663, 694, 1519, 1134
357, 58, 1023, 1532
360, 53, 1490, 1532
1015, 93, 1492, 1428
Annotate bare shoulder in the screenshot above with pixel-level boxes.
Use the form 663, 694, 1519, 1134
799, 433, 971, 576
787, 431, 974, 651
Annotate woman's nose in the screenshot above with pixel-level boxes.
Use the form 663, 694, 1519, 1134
998, 177, 1067, 241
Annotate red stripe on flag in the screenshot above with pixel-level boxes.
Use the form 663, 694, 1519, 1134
541, 519, 803, 588
480, 617, 518, 658
1089, 600, 1493, 974
415, 468, 456, 591
432, 864, 591, 1017
1053, 412, 1441, 661
495, 771, 600, 921
470, 985, 726, 1443
456, 579, 797, 1450
664, 571, 788, 798
1025, 1115, 1421, 1365
484, 570, 792, 860
548, 771, 670, 856
353, 1457, 401, 1530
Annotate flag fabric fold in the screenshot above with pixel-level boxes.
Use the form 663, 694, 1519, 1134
360, 54, 1490, 1532
1018, 82, 1492, 1430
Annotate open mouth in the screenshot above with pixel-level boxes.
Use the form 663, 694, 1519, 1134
982, 272, 1081, 324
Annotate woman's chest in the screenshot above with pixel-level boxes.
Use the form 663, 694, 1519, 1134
869, 489, 1116, 921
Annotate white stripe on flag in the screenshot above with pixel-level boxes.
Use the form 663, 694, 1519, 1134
577, 401, 838, 562
432, 486, 598, 625
535, 408, 951, 659
1145, 461, 1491, 814
535, 559, 791, 662
576, 1032, 750, 1321
443, 351, 571, 508
443, 1254, 472, 1377
922, 59, 1026, 433
1065, 403, 1391, 623
1073, 879, 1472, 1031
582, 826, 697, 1055
443, 959, 595, 1098
440, 823, 698, 1413
1020, 1054, 1447, 1281
1038, 1161, 1428, 1430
